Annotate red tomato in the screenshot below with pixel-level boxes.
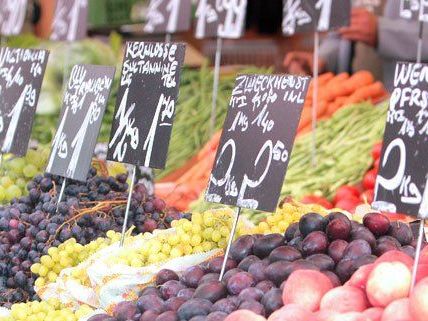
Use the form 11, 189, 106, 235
360, 189, 374, 204
333, 185, 361, 205
373, 158, 380, 170
372, 142, 383, 161
335, 197, 361, 213
363, 169, 377, 190
301, 195, 333, 209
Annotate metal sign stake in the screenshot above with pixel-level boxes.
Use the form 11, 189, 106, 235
219, 206, 241, 281
211, 37, 223, 136
120, 164, 137, 246
165, 33, 172, 43
311, 31, 320, 167
56, 178, 67, 211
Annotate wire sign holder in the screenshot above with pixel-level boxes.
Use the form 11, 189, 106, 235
205, 73, 310, 280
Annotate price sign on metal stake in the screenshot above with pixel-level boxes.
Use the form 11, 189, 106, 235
144, 0, 192, 35
106, 42, 186, 246
0, 0, 27, 37
0, 47, 49, 156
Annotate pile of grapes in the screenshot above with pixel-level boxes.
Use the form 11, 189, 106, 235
0, 147, 49, 203
0, 168, 187, 306
87, 212, 424, 321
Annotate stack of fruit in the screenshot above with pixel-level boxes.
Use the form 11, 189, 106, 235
81, 211, 424, 321
0, 147, 50, 204
0, 168, 186, 306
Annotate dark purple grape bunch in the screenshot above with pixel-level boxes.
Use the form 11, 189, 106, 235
0, 167, 187, 306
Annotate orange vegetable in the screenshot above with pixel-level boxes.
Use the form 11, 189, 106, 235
344, 81, 385, 105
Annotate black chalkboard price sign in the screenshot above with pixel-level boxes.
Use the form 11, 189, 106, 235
144, 0, 192, 34
0, 47, 49, 156
194, 0, 248, 39
206, 74, 310, 212
0, 0, 28, 36
45, 64, 115, 182
107, 42, 186, 169
282, 0, 351, 35
373, 62, 428, 218
50, 0, 88, 41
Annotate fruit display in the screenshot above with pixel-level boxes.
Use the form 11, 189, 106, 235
0, 146, 50, 204
77, 211, 424, 321
0, 168, 186, 306
31, 210, 233, 291
1, 298, 94, 321
225, 245, 428, 321
190, 102, 387, 221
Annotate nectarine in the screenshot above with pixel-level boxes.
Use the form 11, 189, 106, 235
362, 307, 383, 321
267, 304, 313, 321
320, 286, 369, 313
374, 251, 414, 270
381, 298, 412, 321
331, 312, 370, 321
409, 277, 428, 321
366, 262, 411, 307
282, 270, 333, 312
346, 264, 375, 289
225, 309, 267, 321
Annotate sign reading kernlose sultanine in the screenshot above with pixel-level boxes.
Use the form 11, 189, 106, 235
194, 0, 248, 39
51, 0, 88, 41
374, 62, 428, 218
0, 48, 49, 156
0, 0, 27, 36
144, 0, 192, 34
46, 64, 115, 182
206, 74, 310, 212
107, 42, 186, 169
282, 0, 351, 35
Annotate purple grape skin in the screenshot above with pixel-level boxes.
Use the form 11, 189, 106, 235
208, 256, 237, 273
155, 311, 178, 321
306, 254, 335, 271
181, 266, 205, 288
193, 281, 227, 303
229, 235, 255, 262
160, 280, 186, 300
222, 268, 243, 284
199, 273, 220, 285
113, 301, 138, 321
177, 298, 213, 321
177, 288, 195, 300
237, 255, 260, 271
255, 280, 276, 293
301, 231, 329, 256
211, 298, 238, 314
239, 300, 266, 316
137, 294, 165, 314
238, 287, 264, 302
156, 269, 179, 286
165, 297, 186, 311
206, 311, 228, 321
268, 245, 302, 263
342, 239, 372, 260
140, 310, 160, 321
248, 261, 268, 282
328, 239, 348, 263
253, 234, 284, 258
227, 272, 256, 295
261, 288, 284, 316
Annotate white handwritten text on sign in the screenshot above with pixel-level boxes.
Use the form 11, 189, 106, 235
0, 0, 27, 36
144, 0, 192, 34
107, 42, 186, 169
399, 0, 428, 22
0, 47, 49, 156
282, 0, 351, 35
206, 74, 310, 212
51, 0, 88, 41
195, 0, 248, 39
46, 64, 115, 182
374, 62, 428, 217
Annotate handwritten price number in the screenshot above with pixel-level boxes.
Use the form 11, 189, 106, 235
283, 0, 332, 34
209, 138, 288, 209
400, 0, 428, 22
375, 138, 422, 206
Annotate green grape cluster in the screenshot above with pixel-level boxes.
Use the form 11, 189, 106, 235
0, 146, 49, 202
31, 235, 117, 288
0, 299, 93, 321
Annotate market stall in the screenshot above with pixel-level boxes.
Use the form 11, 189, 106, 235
0, 1, 428, 321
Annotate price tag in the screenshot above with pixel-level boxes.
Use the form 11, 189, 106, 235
107, 42, 186, 169
0, 48, 49, 156
205, 74, 310, 212
373, 62, 428, 217
282, 0, 351, 35
50, 0, 88, 41
194, 0, 248, 39
144, 0, 192, 34
0, 0, 27, 36
45, 64, 115, 182
399, 0, 428, 21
